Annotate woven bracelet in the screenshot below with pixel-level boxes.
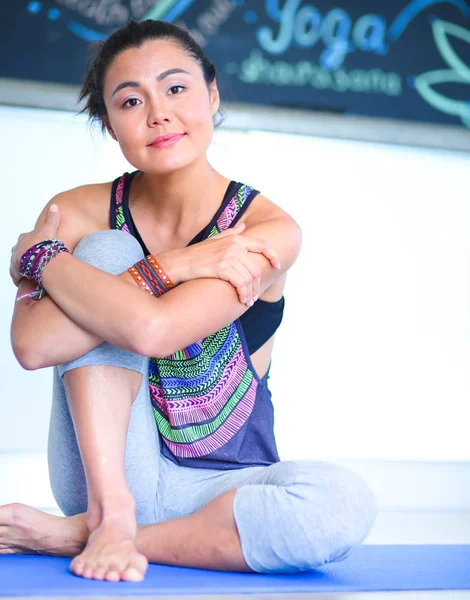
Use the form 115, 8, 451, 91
17, 239, 69, 303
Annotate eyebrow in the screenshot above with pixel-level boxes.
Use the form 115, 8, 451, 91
111, 68, 192, 98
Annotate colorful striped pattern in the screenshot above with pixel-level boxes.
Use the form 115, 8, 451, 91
115, 174, 258, 458
114, 177, 130, 233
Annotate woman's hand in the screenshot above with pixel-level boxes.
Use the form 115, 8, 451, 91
158, 223, 281, 307
10, 204, 61, 286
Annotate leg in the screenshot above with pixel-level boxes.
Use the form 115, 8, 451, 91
0, 490, 246, 570
135, 457, 378, 573
232, 460, 379, 573
48, 362, 161, 526
1, 229, 250, 572
48, 231, 161, 525
0, 459, 377, 573
47, 230, 159, 581
63, 363, 148, 582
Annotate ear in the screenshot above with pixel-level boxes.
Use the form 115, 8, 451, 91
103, 115, 117, 141
209, 80, 220, 116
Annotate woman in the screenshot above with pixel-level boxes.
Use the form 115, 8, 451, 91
4, 20, 377, 582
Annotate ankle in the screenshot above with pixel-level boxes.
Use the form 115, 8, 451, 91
87, 491, 136, 532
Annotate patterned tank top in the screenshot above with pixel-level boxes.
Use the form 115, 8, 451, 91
110, 170, 281, 470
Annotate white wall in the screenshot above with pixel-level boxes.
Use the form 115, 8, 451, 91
1, 104, 469, 463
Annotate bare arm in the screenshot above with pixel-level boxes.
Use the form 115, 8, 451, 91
11, 279, 104, 370
37, 215, 301, 358
10, 191, 108, 370
11, 192, 281, 369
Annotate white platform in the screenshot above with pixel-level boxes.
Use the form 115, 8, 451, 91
1, 454, 469, 514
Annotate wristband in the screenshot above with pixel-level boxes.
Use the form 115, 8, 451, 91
147, 255, 175, 290
128, 258, 163, 296
17, 239, 69, 303
128, 255, 174, 297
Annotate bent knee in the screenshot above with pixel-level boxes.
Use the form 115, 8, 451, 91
73, 229, 144, 274
267, 461, 377, 572
293, 461, 378, 568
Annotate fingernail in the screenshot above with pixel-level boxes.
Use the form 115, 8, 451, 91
50, 203, 58, 212
242, 298, 246, 304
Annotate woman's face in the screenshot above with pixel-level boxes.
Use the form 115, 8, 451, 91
102, 38, 219, 175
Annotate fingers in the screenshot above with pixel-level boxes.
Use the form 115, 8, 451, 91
10, 262, 22, 286
9, 210, 61, 289
10, 249, 22, 286
239, 237, 281, 270
220, 262, 249, 306
9, 266, 21, 287
44, 203, 61, 233
227, 264, 251, 306
228, 260, 262, 307
243, 263, 254, 307
214, 222, 246, 239
241, 257, 262, 304
210, 228, 281, 305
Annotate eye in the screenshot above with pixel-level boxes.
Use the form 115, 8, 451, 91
122, 98, 141, 108
168, 85, 185, 95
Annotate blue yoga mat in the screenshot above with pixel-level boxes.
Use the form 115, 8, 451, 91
0, 545, 469, 596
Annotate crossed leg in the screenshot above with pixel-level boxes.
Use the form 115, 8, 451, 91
9, 358, 251, 581
0, 486, 250, 576
1, 231, 378, 578
58, 363, 149, 581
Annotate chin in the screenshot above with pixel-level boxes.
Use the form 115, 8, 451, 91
148, 151, 204, 175
123, 140, 208, 175
151, 159, 192, 175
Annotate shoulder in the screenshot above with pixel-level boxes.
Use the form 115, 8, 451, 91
244, 191, 300, 231
242, 191, 302, 268
50, 180, 112, 220
35, 180, 114, 250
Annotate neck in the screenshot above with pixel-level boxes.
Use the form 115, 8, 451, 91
133, 157, 228, 237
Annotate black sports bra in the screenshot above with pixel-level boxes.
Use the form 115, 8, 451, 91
110, 171, 284, 354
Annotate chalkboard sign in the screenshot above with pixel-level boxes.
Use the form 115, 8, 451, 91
1, 0, 469, 129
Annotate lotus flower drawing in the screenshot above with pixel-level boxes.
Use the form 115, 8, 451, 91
414, 19, 470, 126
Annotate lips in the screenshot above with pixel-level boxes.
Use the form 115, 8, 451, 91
147, 133, 185, 147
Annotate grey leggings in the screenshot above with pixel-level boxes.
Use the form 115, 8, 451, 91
47, 229, 378, 574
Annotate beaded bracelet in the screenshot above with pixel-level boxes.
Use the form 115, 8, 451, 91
17, 239, 69, 303
148, 255, 175, 290
128, 259, 163, 296
128, 255, 174, 297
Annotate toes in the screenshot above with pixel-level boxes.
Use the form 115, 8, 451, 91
123, 555, 148, 582
1, 503, 26, 526
104, 569, 121, 582
71, 557, 127, 582
123, 566, 145, 582
70, 558, 85, 576
92, 566, 107, 581
82, 564, 95, 580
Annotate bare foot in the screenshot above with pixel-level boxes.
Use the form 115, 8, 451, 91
70, 513, 148, 582
0, 502, 87, 556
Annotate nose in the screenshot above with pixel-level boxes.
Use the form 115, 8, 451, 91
147, 96, 172, 127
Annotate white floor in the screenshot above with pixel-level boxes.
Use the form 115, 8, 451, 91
364, 510, 470, 544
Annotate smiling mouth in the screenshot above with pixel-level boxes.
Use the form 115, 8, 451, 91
148, 133, 185, 148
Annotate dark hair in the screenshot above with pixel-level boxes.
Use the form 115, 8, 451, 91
77, 19, 222, 133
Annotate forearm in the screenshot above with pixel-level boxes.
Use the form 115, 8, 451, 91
11, 250, 186, 370
11, 279, 103, 370
41, 253, 159, 355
